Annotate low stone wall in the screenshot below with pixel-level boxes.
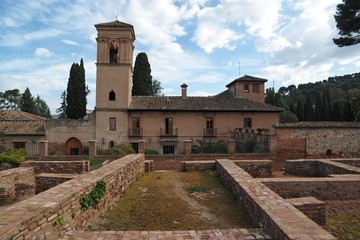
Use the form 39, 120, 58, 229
21, 160, 90, 174
0, 154, 145, 240
35, 173, 77, 194
259, 175, 360, 200
0, 167, 35, 205
216, 159, 335, 240
182, 160, 272, 178
148, 153, 272, 171
285, 197, 326, 225
144, 160, 154, 172
285, 159, 360, 177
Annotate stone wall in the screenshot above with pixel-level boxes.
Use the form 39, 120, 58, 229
215, 159, 334, 239
274, 123, 360, 159
149, 153, 272, 171
35, 174, 77, 194
259, 175, 360, 200
0, 167, 35, 205
285, 159, 360, 177
181, 160, 272, 178
21, 160, 90, 174
0, 154, 144, 240
285, 197, 326, 225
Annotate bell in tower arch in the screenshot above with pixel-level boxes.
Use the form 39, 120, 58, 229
108, 40, 118, 63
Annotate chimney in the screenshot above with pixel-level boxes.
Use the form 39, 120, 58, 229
181, 83, 188, 99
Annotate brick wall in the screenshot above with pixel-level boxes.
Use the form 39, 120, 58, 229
285, 197, 326, 225
259, 176, 360, 200
21, 160, 90, 174
35, 173, 77, 194
285, 159, 360, 177
216, 159, 334, 239
0, 167, 35, 205
181, 160, 272, 178
0, 154, 144, 240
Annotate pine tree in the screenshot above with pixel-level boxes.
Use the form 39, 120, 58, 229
314, 92, 322, 121
333, 0, 360, 47
56, 91, 67, 119
20, 87, 35, 113
296, 99, 304, 121
132, 52, 153, 96
304, 94, 314, 121
321, 89, 331, 121
66, 59, 88, 119
34, 95, 51, 118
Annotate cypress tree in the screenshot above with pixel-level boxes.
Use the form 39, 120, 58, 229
314, 92, 322, 121
343, 96, 355, 121
66, 60, 88, 119
332, 101, 343, 121
296, 99, 304, 121
132, 52, 153, 96
321, 89, 331, 120
20, 87, 35, 113
56, 91, 67, 119
79, 58, 88, 118
304, 94, 314, 121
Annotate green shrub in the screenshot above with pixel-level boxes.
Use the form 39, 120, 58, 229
0, 149, 26, 166
191, 139, 227, 154
80, 180, 107, 210
102, 144, 135, 156
144, 149, 159, 155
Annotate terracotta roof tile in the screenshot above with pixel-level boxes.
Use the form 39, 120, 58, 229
274, 121, 360, 128
226, 75, 267, 87
129, 90, 282, 112
0, 110, 46, 135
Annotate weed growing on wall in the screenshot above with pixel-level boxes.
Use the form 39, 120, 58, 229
80, 180, 107, 210
53, 216, 65, 228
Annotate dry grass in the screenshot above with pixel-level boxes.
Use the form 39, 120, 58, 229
88, 171, 255, 231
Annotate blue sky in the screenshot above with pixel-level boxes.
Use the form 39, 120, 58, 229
1, 0, 360, 114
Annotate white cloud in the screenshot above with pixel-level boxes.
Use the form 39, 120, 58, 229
62, 39, 78, 46
34, 48, 54, 57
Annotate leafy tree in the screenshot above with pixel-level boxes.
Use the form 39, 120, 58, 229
332, 101, 343, 121
265, 88, 275, 105
34, 95, 51, 118
152, 79, 163, 96
343, 96, 355, 121
333, 0, 360, 47
289, 102, 296, 115
66, 59, 89, 119
132, 52, 153, 96
20, 87, 35, 113
321, 89, 331, 121
296, 100, 304, 121
314, 92, 322, 121
274, 93, 287, 108
304, 94, 314, 121
56, 91, 67, 119
280, 110, 298, 123
349, 88, 360, 120
0, 89, 21, 110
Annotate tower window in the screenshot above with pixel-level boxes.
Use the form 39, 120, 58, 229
109, 90, 116, 101
244, 84, 249, 93
244, 118, 252, 129
109, 117, 116, 131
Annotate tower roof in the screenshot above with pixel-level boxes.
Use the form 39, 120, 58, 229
95, 20, 134, 28
226, 75, 267, 87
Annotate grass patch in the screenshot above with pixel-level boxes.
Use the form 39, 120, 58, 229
325, 213, 360, 240
89, 171, 255, 231
90, 159, 104, 166
186, 186, 210, 193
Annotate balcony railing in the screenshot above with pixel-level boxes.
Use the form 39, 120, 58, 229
160, 128, 178, 137
204, 128, 217, 137
128, 128, 142, 137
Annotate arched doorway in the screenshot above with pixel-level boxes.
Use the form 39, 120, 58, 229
65, 137, 82, 155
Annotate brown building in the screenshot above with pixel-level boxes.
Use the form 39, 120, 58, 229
1, 20, 282, 156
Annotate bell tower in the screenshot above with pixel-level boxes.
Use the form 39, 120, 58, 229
94, 20, 135, 143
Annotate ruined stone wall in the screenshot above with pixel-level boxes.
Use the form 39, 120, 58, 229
216, 159, 334, 240
0, 167, 35, 205
181, 160, 272, 178
21, 160, 90, 174
275, 126, 360, 160
0, 154, 144, 240
285, 197, 326, 226
35, 173, 76, 194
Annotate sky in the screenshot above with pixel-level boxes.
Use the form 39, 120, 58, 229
1, 0, 360, 114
